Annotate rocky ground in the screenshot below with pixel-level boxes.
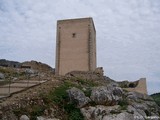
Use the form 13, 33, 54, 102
0, 63, 160, 120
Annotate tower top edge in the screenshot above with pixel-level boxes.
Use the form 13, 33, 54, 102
57, 17, 93, 23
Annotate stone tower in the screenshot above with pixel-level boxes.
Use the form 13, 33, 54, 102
55, 17, 96, 75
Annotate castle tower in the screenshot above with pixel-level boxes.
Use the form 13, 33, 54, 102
55, 17, 96, 75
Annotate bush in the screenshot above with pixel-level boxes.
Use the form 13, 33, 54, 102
83, 88, 92, 97
151, 93, 160, 107
68, 109, 84, 120
46, 82, 84, 120
74, 77, 98, 87
13, 108, 27, 118
118, 99, 128, 110
13, 105, 46, 120
13, 82, 85, 120
30, 105, 46, 119
47, 82, 72, 106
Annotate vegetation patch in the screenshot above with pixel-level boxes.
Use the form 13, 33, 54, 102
48, 82, 84, 120
13, 105, 46, 120
83, 88, 92, 97
118, 99, 129, 110
76, 77, 98, 87
151, 93, 160, 107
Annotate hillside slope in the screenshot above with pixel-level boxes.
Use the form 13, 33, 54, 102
0, 70, 160, 120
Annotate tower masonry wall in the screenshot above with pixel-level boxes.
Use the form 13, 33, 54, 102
55, 18, 96, 75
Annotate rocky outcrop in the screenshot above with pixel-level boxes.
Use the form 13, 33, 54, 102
90, 86, 123, 105
126, 92, 160, 117
0, 67, 159, 120
67, 87, 91, 107
67, 86, 160, 120
81, 105, 121, 120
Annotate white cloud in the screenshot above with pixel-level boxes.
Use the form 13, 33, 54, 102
0, 0, 160, 94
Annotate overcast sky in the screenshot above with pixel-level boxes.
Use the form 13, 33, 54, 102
0, 0, 160, 94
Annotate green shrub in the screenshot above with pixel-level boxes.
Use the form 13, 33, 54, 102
50, 82, 84, 120
30, 105, 46, 120
13, 108, 27, 117
118, 99, 128, 110
13, 82, 85, 120
88, 101, 97, 106
83, 88, 92, 97
144, 110, 151, 116
68, 109, 84, 120
49, 82, 71, 105
13, 105, 46, 120
76, 77, 98, 87
151, 93, 160, 107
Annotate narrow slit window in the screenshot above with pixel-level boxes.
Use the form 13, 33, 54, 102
72, 33, 76, 38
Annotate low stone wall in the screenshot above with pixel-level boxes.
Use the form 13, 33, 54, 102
65, 67, 104, 81
123, 78, 147, 94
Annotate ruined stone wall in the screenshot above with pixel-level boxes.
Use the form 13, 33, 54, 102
55, 18, 96, 75
123, 78, 148, 94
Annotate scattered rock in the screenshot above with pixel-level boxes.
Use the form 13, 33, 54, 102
37, 116, 60, 120
20, 115, 29, 120
67, 87, 91, 107
37, 116, 44, 120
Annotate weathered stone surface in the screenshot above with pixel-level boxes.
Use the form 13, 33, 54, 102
81, 105, 120, 120
127, 105, 145, 120
65, 70, 105, 81
37, 116, 60, 120
102, 112, 134, 120
94, 67, 104, 76
67, 87, 91, 107
20, 115, 29, 120
127, 92, 153, 101
90, 86, 123, 105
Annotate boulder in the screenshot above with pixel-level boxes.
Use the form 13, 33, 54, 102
81, 105, 120, 120
102, 112, 134, 120
37, 116, 44, 120
90, 86, 123, 105
67, 87, 91, 107
20, 115, 29, 120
